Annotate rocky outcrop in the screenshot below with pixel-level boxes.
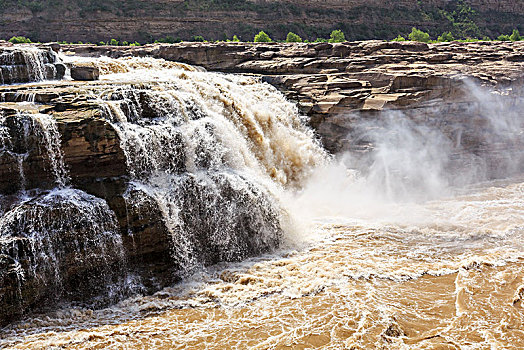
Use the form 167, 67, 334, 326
63, 40, 524, 154
70, 65, 100, 81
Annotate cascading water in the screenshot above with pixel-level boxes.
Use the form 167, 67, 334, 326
0, 189, 128, 310
0, 46, 64, 84
0, 53, 523, 349
0, 56, 327, 324
93, 65, 326, 277
0, 109, 130, 322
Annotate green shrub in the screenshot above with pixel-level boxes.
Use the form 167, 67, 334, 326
154, 36, 179, 44
8, 36, 32, 44
192, 35, 205, 42
408, 27, 430, 42
391, 35, 406, 42
109, 38, 119, 46
286, 32, 302, 43
130, 41, 141, 46
497, 34, 511, 41
437, 32, 454, 42
254, 31, 272, 42
509, 29, 522, 41
232, 35, 240, 42
314, 38, 328, 43
328, 30, 345, 43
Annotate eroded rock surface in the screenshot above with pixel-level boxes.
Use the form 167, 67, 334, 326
63, 41, 524, 153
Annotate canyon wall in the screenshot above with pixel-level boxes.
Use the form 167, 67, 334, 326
0, 0, 522, 42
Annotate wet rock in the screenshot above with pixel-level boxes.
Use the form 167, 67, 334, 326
55, 63, 66, 79
0, 46, 65, 84
0, 190, 128, 324
70, 65, 100, 81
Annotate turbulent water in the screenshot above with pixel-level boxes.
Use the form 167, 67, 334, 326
1, 178, 522, 349
0, 54, 523, 349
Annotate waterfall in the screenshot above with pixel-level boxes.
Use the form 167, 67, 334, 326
0, 111, 69, 194
0, 189, 127, 309
95, 68, 326, 276
0, 56, 327, 322
0, 47, 63, 84
0, 110, 129, 320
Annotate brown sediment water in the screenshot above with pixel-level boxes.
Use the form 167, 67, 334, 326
1, 179, 523, 349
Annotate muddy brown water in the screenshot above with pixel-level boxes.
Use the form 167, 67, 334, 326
1, 179, 523, 349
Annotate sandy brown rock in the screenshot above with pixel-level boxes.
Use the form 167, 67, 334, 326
70, 65, 100, 81
61, 41, 524, 152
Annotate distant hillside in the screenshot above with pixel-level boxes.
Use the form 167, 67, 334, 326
0, 0, 522, 43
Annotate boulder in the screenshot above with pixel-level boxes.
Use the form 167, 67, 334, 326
70, 65, 100, 81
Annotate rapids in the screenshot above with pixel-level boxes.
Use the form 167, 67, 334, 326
0, 53, 523, 349
1, 178, 523, 349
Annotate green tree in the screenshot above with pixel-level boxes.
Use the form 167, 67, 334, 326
497, 34, 511, 41
192, 35, 205, 42
328, 30, 345, 43
437, 32, 454, 42
509, 29, 522, 41
391, 35, 406, 42
109, 38, 119, 46
254, 31, 272, 42
232, 35, 240, 42
408, 27, 430, 42
8, 36, 31, 44
286, 32, 302, 43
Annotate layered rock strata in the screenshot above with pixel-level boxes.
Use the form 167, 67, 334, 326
63, 40, 524, 155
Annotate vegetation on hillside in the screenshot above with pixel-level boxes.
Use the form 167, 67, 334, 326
286, 32, 302, 43
5, 27, 523, 46
254, 31, 272, 43
0, 0, 522, 43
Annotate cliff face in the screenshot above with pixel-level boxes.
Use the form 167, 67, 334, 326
0, 0, 522, 42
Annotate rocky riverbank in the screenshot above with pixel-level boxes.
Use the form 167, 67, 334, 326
1, 41, 523, 325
